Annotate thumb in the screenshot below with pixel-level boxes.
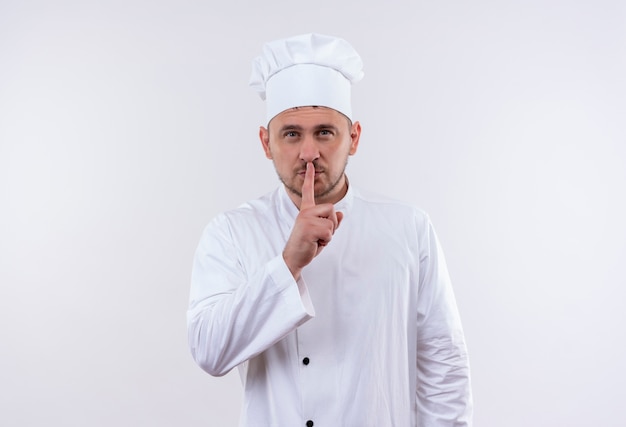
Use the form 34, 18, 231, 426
336, 211, 344, 230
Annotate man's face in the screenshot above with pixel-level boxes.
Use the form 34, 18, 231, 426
259, 106, 361, 207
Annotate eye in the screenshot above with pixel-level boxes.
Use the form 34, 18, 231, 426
283, 131, 299, 138
318, 129, 334, 137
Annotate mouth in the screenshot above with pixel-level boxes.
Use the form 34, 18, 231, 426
297, 169, 323, 177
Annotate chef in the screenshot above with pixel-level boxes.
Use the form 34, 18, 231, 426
188, 33, 473, 427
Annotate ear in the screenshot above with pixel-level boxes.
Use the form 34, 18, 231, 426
348, 121, 361, 155
259, 126, 272, 159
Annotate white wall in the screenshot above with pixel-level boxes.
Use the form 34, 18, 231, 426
1, 0, 625, 426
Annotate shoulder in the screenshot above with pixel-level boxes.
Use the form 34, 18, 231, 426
222, 188, 280, 220
345, 186, 434, 241
202, 189, 280, 237
351, 186, 430, 223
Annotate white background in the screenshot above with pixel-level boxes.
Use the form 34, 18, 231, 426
1, 0, 625, 426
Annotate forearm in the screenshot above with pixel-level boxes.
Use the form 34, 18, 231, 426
187, 255, 314, 376
416, 334, 473, 426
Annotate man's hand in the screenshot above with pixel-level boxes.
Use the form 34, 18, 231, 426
283, 162, 343, 280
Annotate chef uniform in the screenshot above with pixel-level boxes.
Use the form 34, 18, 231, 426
188, 33, 473, 427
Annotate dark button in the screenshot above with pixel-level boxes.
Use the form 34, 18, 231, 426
306, 421, 314, 427
302, 357, 310, 365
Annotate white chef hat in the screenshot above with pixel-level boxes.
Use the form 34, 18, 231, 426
249, 33, 364, 124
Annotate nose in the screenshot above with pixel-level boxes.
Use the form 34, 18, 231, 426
299, 134, 320, 163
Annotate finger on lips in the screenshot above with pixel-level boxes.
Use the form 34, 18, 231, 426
301, 162, 316, 209
300, 161, 343, 241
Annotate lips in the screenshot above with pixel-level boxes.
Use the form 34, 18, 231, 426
297, 169, 323, 176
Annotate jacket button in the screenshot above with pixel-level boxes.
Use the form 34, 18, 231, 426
302, 357, 310, 365
306, 420, 314, 427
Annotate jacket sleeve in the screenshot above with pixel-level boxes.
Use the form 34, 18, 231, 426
187, 213, 315, 377
415, 213, 473, 426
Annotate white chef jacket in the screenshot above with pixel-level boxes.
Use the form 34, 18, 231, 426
188, 183, 472, 427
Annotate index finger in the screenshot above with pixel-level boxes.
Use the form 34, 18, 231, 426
301, 162, 316, 209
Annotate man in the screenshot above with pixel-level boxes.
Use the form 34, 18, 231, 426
188, 33, 472, 426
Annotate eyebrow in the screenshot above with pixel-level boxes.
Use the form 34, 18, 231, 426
314, 124, 340, 132
279, 124, 304, 133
